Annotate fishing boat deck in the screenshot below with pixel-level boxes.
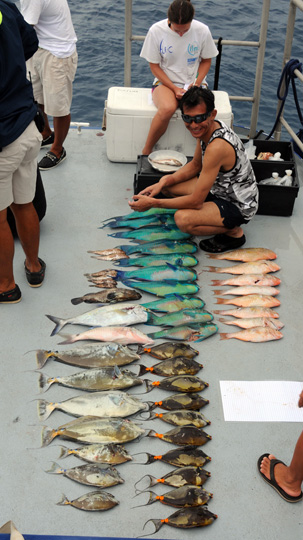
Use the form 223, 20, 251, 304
1, 127, 303, 540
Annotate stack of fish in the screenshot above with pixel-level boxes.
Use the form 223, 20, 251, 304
203, 248, 284, 342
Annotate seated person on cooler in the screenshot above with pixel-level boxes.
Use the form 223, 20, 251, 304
129, 86, 259, 253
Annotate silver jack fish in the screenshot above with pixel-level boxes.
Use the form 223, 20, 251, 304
58, 443, 132, 464
57, 491, 119, 511
46, 462, 124, 488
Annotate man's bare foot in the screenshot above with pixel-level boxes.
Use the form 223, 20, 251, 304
260, 454, 302, 498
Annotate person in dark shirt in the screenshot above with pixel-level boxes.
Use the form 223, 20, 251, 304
0, 0, 46, 303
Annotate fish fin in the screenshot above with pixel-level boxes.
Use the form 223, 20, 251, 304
113, 365, 122, 378
41, 425, 57, 447
45, 314, 66, 336
211, 279, 225, 286
132, 491, 157, 508
218, 318, 234, 325
36, 349, 51, 369
45, 461, 63, 474
165, 262, 179, 270
38, 373, 53, 393
137, 364, 147, 377
58, 446, 71, 459
134, 474, 157, 492
140, 519, 164, 538
220, 333, 231, 340
70, 297, 83, 305
56, 494, 70, 506
37, 399, 55, 421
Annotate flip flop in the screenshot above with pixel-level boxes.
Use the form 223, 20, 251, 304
199, 233, 246, 253
257, 453, 303, 503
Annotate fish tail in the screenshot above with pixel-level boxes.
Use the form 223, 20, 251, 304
114, 258, 129, 267
108, 231, 124, 238
45, 314, 66, 336
37, 399, 55, 421
137, 365, 147, 377
213, 289, 225, 295
56, 494, 70, 506
211, 279, 225, 285
58, 445, 71, 459
220, 333, 232, 340
70, 297, 83, 305
219, 318, 233, 325
203, 266, 219, 272
215, 298, 228, 304
41, 426, 57, 447
39, 373, 53, 392
58, 334, 77, 345
141, 518, 164, 537
36, 349, 51, 369
45, 461, 63, 474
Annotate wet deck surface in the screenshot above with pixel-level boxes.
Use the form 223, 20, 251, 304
1, 128, 303, 539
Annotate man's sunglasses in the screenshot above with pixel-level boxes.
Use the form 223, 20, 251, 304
181, 112, 210, 124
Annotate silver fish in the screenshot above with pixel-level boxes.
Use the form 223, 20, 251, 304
58, 443, 132, 464
71, 288, 142, 305
57, 491, 119, 511
58, 326, 154, 346
46, 462, 124, 488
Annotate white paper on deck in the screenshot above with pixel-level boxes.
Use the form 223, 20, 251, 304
220, 380, 303, 421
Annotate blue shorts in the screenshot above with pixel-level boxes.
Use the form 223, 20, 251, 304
206, 193, 249, 229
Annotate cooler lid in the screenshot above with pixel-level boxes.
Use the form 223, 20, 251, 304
107, 87, 156, 116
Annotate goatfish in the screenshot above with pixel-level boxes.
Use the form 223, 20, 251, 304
144, 375, 209, 394
85, 264, 197, 283
38, 366, 143, 393
147, 426, 211, 446
89, 240, 198, 260
214, 285, 279, 296
46, 304, 149, 336
214, 306, 280, 319
150, 410, 210, 428
41, 416, 145, 446
219, 317, 284, 330
38, 390, 148, 420
134, 446, 211, 468
135, 466, 211, 490
108, 226, 191, 242
211, 273, 281, 286
147, 309, 213, 327
58, 326, 154, 346
215, 295, 280, 308
147, 323, 218, 342
102, 208, 176, 222
46, 462, 124, 488
58, 443, 132, 464
57, 491, 119, 511
140, 507, 217, 536
35, 342, 140, 370
141, 294, 205, 313
137, 357, 203, 377
220, 326, 283, 342
207, 247, 277, 262
114, 253, 198, 267
139, 341, 199, 360
70, 288, 142, 305
119, 279, 199, 297
135, 485, 212, 508
63, 304, 150, 331
152, 393, 209, 411
205, 260, 280, 274
100, 214, 176, 229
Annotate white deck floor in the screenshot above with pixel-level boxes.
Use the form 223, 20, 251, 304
1, 127, 303, 540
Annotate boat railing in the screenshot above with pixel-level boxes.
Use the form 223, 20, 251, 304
274, 0, 303, 154
124, 0, 271, 138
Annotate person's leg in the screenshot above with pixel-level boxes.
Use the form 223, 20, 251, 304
10, 202, 42, 273
259, 431, 303, 498
39, 104, 53, 140
0, 208, 16, 293
142, 86, 179, 155
49, 114, 71, 158
174, 202, 244, 238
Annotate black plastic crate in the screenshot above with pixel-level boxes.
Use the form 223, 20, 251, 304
134, 155, 192, 195
249, 139, 295, 162
252, 161, 299, 216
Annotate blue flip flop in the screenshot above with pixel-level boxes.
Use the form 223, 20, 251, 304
257, 453, 303, 503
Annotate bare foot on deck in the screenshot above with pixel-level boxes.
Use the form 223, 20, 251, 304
259, 454, 302, 498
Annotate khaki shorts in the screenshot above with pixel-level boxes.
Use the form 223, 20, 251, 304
27, 48, 78, 117
0, 121, 42, 211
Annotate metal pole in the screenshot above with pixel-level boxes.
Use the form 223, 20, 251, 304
249, 0, 271, 138
124, 0, 132, 87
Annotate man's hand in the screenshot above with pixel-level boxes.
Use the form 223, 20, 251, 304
128, 194, 157, 212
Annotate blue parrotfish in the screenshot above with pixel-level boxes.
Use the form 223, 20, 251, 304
100, 215, 176, 229
147, 323, 218, 341
86, 264, 197, 283
102, 208, 176, 222
118, 280, 199, 297
88, 240, 198, 260
108, 226, 191, 242
114, 253, 198, 268
141, 294, 205, 313
147, 309, 213, 327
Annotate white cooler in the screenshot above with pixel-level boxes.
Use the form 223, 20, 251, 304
105, 86, 233, 163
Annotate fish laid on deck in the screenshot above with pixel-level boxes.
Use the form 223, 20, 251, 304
215, 294, 280, 308
205, 260, 281, 274
145, 375, 209, 393
214, 306, 280, 319
207, 247, 277, 261
220, 327, 283, 342
219, 317, 284, 329
100, 214, 176, 229
135, 485, 212, 508
150, 409, 211, 428
38, 390, 148, 420
147, 309, 213, 327
58, 326, 154, 346
152, 393, 209, 411
137, 357, 203, 377
89, 240, 198, 260
135, 466, 211, 490
147, 323, 218, 342
139, 342, 199, 360
58, 443, 132, 464
119, 279, 199, 297
134, 445, 211, 468
57, 491, 119, 511
114, 253, 198, 267
42, 416, 145, 446
140, 507, 217, 536
147, 426, 211, 446
102, 208, 176, 222
85, 265, 197, 283
109, 225, 191, 242
214, 285, 279, 296
38, 366, 143, 393
46, 462, 124, 488
211, 273, 281, 286
70, 288, 142, 305
141, 294, 205, 313
35, 342, 140, 369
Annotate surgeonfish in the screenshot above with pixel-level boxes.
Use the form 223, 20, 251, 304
220, 326, 283, 342
141, 294, 205, 313
88, 240, 198, 260
133, 446, 211, 468
207, 247, 277, 261
58, 326, 154, 346
214, 285, 279, 296
35, 342, 140, 369
120, 279, 199, 297
152, 393, 209, 411
41, 416, 145, 446
137, 357, 203, 377
205, 260, 280, 274
147, 323, 218, 342
85, 265, 197, 283
108, 226, 191, 242
38, 366, 143, 393
135, 485, 212, 508
100, 214, 176, 229
211, 274, 281, 287
134, 466, 211, 490
46, 462, 124, 488
38, 390, 148, 420
58, 443, 132, 464
219, 317, 284, 330
114, 253, 198, 268
147, 426, 211, 446
150, 410, 211, 428
144, 375, 209, 394
57, 491, 119, 511
70, 288, 142, 305
215, 294, 280, 308
213, 306, 280, 319
139, 342, 199, 360
140, 507, 217, 536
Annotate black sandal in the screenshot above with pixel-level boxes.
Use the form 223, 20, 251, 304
199, 234, 246, 253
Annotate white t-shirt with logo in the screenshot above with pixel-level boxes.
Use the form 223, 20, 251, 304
140, 19, 218, 87
20, 0, 77, 58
